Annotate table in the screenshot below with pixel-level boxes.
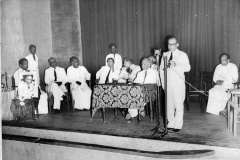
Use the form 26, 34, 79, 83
1, 90, 15, 120
91, 83, 158, 121
227, 89, 240, 136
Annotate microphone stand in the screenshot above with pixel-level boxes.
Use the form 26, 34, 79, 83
151, 53, 168, 138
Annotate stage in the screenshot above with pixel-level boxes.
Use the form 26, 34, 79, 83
2, 103, 240, 149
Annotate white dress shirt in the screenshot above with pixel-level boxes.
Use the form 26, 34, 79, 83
134, 68, 160, 85
45, 66, 67, 85
213, 63, 238, 89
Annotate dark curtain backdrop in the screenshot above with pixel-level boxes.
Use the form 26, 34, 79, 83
79, 0, 240, 81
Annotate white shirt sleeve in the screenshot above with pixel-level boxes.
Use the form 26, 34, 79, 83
44, 69, 51, 85
83, 67, 91, 81
213, 65, 221, 83
231, 64, 239, 83
14, 70, 20, 87
67, 67, 75, 83
175, 52, 191, 73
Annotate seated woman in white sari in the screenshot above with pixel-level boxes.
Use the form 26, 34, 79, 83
206, 53, 238, 115
127, 58, 160, 120
96, 58, 119, 84
45, 57, 68, 110
67, 56, 92, 110
118, 58, 141, 83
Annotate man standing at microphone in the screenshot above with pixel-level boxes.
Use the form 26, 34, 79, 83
160, 36, 191, 132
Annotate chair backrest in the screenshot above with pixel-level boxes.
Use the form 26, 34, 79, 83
200, 71, 213, 91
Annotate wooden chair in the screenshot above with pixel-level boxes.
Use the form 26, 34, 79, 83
185, 71, 213, 112
227, 89, 240, 136
227, 66, 240, 136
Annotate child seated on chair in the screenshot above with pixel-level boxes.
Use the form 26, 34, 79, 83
11, 74, 35, 120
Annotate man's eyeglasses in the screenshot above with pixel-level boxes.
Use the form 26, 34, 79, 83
168, 43, 177, 46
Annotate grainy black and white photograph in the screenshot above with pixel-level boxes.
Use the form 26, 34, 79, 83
1, 0, 240, 159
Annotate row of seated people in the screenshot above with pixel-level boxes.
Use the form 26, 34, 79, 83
12, 55, 160, 120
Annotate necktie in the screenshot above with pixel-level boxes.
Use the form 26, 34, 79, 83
133, 70, 141, 82
33, 54, 36, 61
143, 70, 148, 84
169, 52, 173, 62
54, 68, 57, 81
105, 68, 111, 84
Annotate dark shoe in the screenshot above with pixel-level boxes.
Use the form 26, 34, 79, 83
168, 128, 180, 132
171, 129, 181, 132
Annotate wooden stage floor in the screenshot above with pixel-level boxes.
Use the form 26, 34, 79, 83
3, 103, 240, 149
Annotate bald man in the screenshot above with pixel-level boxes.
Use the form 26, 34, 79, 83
126, 58, 160, 120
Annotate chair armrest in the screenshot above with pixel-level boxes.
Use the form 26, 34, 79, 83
86, 80, 91, 88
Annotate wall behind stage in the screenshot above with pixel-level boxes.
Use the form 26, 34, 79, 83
1, 0, 53, 82
79, 0, 240, 80
50, 0, 82, 66
1, 0, 82, 85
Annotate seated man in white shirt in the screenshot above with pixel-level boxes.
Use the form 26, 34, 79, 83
67, 56, 92, 110
126, 58, 160, 120
96, 58, 119, 84
206, 53, 238, 115
45, 57, 68, 111
118, 58, 141, 83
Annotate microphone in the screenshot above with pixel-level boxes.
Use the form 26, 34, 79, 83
168, 52, 173, 68
154, 49, 162, 57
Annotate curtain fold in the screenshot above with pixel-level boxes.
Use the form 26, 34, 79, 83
80, 0, 240, 82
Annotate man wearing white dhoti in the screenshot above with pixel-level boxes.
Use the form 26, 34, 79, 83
127, 58, 160, 119
206, 53, 238, 115
45, 57, 68, 110
118, 58, 141, 83
96, 58, 119, 84
105, 43, 122, 74
67, 56, 92, 110
160, 36, 191, 132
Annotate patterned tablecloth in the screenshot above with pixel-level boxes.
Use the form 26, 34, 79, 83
91, 84, 158, 117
